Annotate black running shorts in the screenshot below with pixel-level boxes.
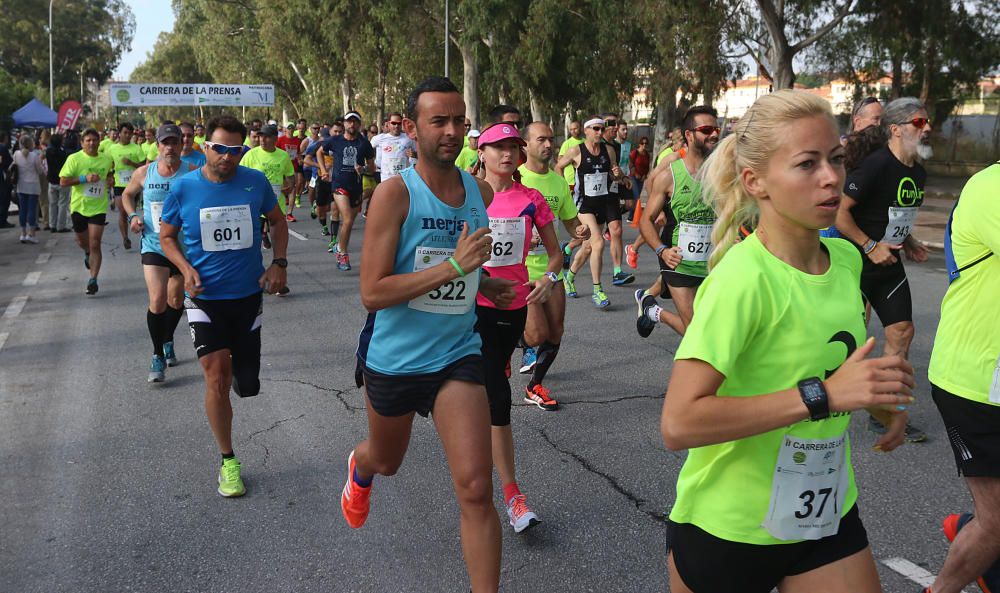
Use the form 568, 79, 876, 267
185, 292, 263, 397
315, 179, 333, 207
860, 258, 912, 327
932, 384, 1000, 478
141, 251, 181, 277
660, 268, 705, 289
357, 355, 485, 417
667, 505, 869, 593
334, 187, 362, 209
578, 196, 621, 225
475, 305, 528, 427
113, 186, 125, 198
71, 212, 107, 233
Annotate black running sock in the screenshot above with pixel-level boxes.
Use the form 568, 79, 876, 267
221, 452, 235, 462
147, 309, 166, 356
529, 341, 560, 388
163, 305, 183, 344
331, 220, 341, 237
319, 214, 326, 227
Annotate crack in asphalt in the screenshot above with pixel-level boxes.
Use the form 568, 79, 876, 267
263, 378, 361, 413
245, 414, 306, 466
538, 427, 667, 525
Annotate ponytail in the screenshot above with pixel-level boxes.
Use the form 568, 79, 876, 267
701, 134, 758, 269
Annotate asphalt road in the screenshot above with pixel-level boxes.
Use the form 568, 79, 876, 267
0, 215, 971, 593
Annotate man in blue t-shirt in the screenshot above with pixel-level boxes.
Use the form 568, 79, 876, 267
316, 111, 375, 271
159, 115, 289, 499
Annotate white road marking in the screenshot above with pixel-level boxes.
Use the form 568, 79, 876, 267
288, 229, 308, 241
0, 332, 7, 353
3, 296, 28, 319
881, 557, 973, 591
23, 272, 41, 286
35, 253, 50, 264
882, 557, 935, 587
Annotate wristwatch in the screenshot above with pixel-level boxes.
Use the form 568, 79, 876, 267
797, 377, 830, 421
544, 271, 560, 284
271, 258, 288, 268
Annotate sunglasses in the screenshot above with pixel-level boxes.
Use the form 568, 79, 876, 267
204, 141, 244, 156
898, 117, 930, 129
589, 126, 604, 132
689, 125, 721, 135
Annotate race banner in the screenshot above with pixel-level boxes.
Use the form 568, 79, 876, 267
55, 100, 82, 133
110, 83, 275, 107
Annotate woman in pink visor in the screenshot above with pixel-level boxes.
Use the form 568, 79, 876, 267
475, 122, 563, 533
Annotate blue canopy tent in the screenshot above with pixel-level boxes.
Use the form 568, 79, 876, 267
12, 98, 57, 128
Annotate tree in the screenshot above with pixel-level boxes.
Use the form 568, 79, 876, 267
729, 0, 855, 90
0, 0, 135, 104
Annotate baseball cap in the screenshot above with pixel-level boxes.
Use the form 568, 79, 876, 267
260, 124, 279, 137
156, 124, 182, 142
343, 112, 362, 122
476, 123, 525, 147
467, 129, 481, 138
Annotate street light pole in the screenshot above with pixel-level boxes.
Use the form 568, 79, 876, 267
444, 0, 449, 78
49, 0, 54, 109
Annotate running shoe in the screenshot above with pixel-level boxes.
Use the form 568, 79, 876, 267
262, 233, 271, 250
341, 450, 372, 528
147, 355, 166, 383
592, 288, 610, 310
560, 241, 571, 269
311, 203, 318, 219
519, 347, 537, 374
612, 271, 635, 286
123, 237, 132, 250
327, 239, 337, 253
506, 494, 540, 533
635, 289, 657, 338
564, 274, 578, 298
85, 278, 98, 296
337, 250, 352, 271
277, 286, 290, 297
943, 513, 998, 593
286, 213, 297, 223
321, 225, 329, 236
25, 235, 38, 244
603, 229, 611, 242
868, 416, 928, 443
84, 252, 90, 270
217, 457, 246, 497
524, 384, 559, 411
295, 197, 301, 208
163, 341, 178, 367
626, 244, 639, 269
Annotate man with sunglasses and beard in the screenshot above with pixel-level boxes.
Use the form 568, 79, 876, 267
159, 115, 289, 498
836, 97, 932, 443
634, 106, 720, 339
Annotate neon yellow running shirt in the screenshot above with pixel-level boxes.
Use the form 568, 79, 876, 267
519, 165, 577, 281
670, 234, 865, 545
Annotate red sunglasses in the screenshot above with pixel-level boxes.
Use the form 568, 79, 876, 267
898, 117, 930, 129
688, 125, 721, 136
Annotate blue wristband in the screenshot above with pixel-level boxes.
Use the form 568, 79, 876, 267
79, 175, 88, 184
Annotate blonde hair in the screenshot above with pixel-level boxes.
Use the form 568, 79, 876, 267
19, 134, 34, 154
701, 90, 834, 268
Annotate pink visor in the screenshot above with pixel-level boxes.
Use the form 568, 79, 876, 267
477, 123, 526, 148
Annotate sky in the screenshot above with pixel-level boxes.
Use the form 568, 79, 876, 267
112, 0, 176, 80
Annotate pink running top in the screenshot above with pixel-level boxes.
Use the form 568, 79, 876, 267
477, 182, 555, 310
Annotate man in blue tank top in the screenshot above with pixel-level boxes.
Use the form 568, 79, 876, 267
344, 77, 515, 593
121, 124, 198, 383
159, 115, 289, 499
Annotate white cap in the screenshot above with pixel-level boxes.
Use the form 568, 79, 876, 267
467, 129, 481, 138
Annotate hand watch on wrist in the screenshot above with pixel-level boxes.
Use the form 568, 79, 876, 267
271, 258, 288, 268
797, 377, 830, 421
544, 271, 560, 284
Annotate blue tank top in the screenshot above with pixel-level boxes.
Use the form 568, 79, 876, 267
141, 160, 189, 255
358, 167, 487, 375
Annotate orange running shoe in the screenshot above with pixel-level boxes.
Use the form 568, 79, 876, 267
524, 384, 559, 411
341, 450, 372, 528
943, 513, 997, 593
626, 244, 639, 269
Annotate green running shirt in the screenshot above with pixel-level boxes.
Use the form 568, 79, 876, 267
670, 235, 865, 545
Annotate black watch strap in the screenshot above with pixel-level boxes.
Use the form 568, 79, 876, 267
272, 258, 288, 268
797, 377, 830, 421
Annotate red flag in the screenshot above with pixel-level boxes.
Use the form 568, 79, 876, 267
55, 100, 82, 133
